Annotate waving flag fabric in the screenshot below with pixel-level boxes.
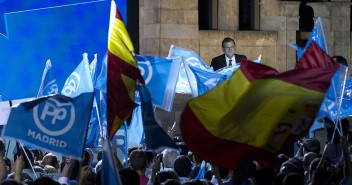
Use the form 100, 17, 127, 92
61, 53, 93, 98
189, 65, 226, 96
37, 60, 59, 97
95, 53, 108, 93
90, 54, 98, 86
297, 17, 328, 60
168, 45, 212, 95
139, 85, 178, 153
136, 55, 181, 111
101, 139, 123, 185
180, 41, 339, 169
5, 53, 94, 158
106, 1, 144, 139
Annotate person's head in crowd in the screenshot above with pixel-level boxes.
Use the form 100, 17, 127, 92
41, 152, 59, 170
4, 157, 12, 173
162, 149, 180, 169
332, 55, 348, 66
84, 148, 94, 166
160, 179, 181, 185
68, 159, 81, 180
173, 155, 192, 178
302, 152, 318, 172
97, 149, 103, 162
302, 138, 321, 155
119, 168, 140, 185
153, 170, 179, 185
0, 179, 25, 185
191, 153, 202, 166
145, 150, 156, 167
308, 157, 320, 183
175, 142, 188, 156
79, 165, 96, 185
30, 149, 44, 163
275, 153, 289, 173
280, 158, 304, 175
32, 176, 61, 185
0, 138, 6, 157
129, 149, 147, 174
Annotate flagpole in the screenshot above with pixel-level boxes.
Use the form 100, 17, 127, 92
123, 121, 128, 168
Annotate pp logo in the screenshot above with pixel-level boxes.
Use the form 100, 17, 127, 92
61, 72, 80, 96
33, 97, 75, 136
138, 59, 153, 84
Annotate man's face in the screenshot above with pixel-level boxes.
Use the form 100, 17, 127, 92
222, 41, 236, 58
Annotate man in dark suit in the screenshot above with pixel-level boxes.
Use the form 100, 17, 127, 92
210, 37, 247, 71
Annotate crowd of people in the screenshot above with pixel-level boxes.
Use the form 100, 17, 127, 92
0, 132, 351, 185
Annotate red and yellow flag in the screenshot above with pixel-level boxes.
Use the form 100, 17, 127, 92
180, 42, 339, 169
107, 4, 144, 139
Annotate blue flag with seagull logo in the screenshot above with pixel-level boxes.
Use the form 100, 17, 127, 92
4, 53, 94, 159
136, 55, 181, 112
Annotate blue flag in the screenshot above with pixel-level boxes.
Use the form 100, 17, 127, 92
136, 55, 181, 111
101, 139, 122, 185
189, 65, 226, 96
89, 54, 98, 86
128, 105, 144, 147
85, 54, 103, 148
309, 65, 350, 137
4, 93, 94, 159
297, 17, 328, 60
37, 60, 59, 97
95, 53, 107, 93
138, 85, 178, 152
168, 45, 212, 95
61, 53, 93, 98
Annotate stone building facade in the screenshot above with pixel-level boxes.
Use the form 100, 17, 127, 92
137, 0, 352, 138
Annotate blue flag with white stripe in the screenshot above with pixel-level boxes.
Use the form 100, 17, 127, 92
136, 55, 181, 112
168, 45, 212, 95
189, 65, 226, 96
37, 60, 59, 97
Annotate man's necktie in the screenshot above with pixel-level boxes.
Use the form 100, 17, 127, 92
229, 59, 232, 66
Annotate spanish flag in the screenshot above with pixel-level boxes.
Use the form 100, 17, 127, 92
180, 41, 339, 169
107, 1, 144, 139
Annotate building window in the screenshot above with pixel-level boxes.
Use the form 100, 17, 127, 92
198, 0, 218, 30
239, 0, 260, 30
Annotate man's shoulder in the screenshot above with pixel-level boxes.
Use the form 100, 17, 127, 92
211, 54, 225, 62
235, 53, 247, 59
